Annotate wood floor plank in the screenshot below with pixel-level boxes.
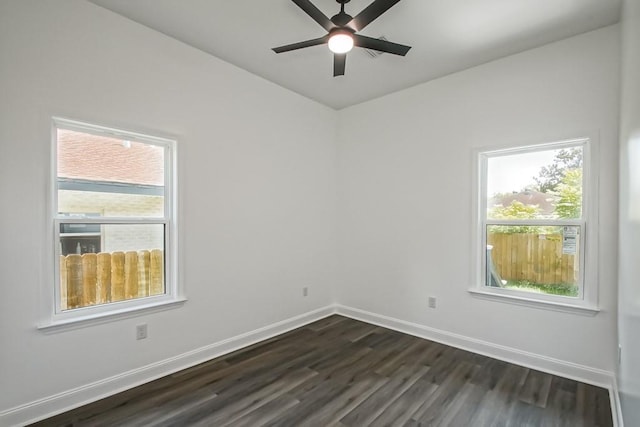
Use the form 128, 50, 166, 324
548, 388, 580, 427
422, 347, 468, 385
411, 360, 479, 425
305, 314, 348, 331
340, 365, 430, 426
339, 321, 380, 342
373, 340, 431, 376
263, 378, 350, 426
31, 315, 613, 427
466, 363, 530, 427
442, 382, 489, 427
579, 383, 614, 427
368, 378, 438, 427
429, 381, 482, 427
190, 367, 317, 426
471, 356, 511, 390
308, 343, 372, 373
288, 373, 388, 426
116, 386, 219, 427
231, 394, 300, 427
506, 400, 553, 427
519, 369, 553, 408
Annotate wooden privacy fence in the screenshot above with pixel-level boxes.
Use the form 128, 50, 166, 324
487, 233, 578, 285
60, 250, 163, 310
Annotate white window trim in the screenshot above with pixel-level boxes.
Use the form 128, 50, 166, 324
39, 117, 184, 331
469, 135, 600, 315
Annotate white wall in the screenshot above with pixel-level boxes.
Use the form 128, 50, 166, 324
337, 26, 619, 373
618, 0, 640, 424
0, 0, 337, 419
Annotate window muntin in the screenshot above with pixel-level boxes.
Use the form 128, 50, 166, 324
52, 118, 176, 320
479, 140, 588, 303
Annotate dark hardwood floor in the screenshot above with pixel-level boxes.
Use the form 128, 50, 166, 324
32, 315, 613, 426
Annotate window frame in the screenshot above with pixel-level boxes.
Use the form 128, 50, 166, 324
470, 137, 600, 314
41, 117, 183, 329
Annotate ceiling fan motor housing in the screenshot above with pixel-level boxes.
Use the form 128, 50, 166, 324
332, 0, 353, 27
331, 12, 353, 27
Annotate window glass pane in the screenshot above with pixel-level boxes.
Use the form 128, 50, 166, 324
485, 225, 580, 297
487, 146, 583, 220
59, 223, 165, 310
57, 129, 165, 217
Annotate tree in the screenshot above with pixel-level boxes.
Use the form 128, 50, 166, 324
554, 169, 582, 218
534, 147, 582, 193
489, 201, 542, 233
490, 200, 539, 219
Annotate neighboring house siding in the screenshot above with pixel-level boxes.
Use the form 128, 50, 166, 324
104, 224, 163, 253
59, 190, 164, 252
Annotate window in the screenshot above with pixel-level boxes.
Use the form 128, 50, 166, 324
473, 138, 598, 312
46, 118, 180, 326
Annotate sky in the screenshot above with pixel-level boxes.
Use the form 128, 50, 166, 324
487, 149, 560, 195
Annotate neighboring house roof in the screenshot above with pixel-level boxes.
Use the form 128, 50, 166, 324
489, 190, 556, 215
57, 129, 164, 186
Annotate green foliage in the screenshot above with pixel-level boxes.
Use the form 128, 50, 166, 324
490, 200, 539, 219
553, 169, 582, 219
534, 147, 582, 193
503, 280, 578, 297
489, 201, 542, 233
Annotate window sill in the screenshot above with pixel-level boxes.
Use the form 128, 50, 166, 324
37, 297, 187, 333
468, 288, 600, 316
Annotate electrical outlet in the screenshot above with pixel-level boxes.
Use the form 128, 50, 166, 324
428, 296, 437, 309
303, 287, 309, 297
136, 324, 148, 340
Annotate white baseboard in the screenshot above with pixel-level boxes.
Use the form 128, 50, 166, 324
0, 305, 336, 427
611, 375, 624, 427
335, 304, 615, 389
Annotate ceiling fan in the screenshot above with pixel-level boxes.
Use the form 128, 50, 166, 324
272, 0, 411, 77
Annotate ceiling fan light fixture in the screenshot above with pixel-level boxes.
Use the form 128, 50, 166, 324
328, 30, 354, 53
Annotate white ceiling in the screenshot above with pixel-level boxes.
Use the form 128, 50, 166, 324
88, 0, 621, 109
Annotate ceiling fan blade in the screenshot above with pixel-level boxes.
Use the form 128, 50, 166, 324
292, 0, 335, 32
353, 34, 411, 56
272, 35, 329, 53
348, 0, 402, 31
334, 53, 346, 77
